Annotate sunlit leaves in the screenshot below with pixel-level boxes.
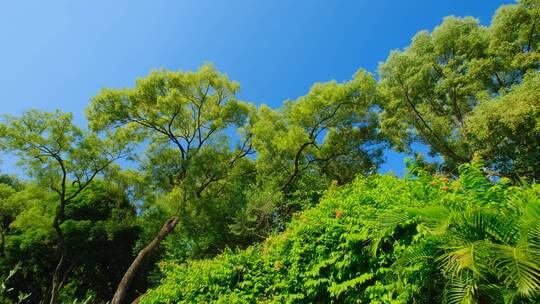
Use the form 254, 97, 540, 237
142, 162, 540, 303
0, 110, 128, 195
378, 0, 540, 177
252, 69, 383, 189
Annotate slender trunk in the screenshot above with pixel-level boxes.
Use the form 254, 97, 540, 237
0, 231, 5, 256
49, 237, 88, 303
50, 199, 67, 304
49, 250, 67, 304
130, 294, 144, 304
111, 217, 179, 304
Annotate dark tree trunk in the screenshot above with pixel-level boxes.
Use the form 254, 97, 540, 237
0, 231, 5, 257
111, 217, 179, 304
49, 250, 67, 304
130, 294, 144, 304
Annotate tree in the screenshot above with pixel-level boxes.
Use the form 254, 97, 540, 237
0, 179, 141, 303
378, 16, 490, 171
253, 69, 383, 189
465, 72, 540, 180
0, 184, 53, 302
0, 182, 16, 257
378, 0, 539, 175
0, 175, 23, 257
487, 0, 540, 89
0, 110, 128, 304
244, 69, 384, 232
86, 64, 255, 303
57, 181, 140, 302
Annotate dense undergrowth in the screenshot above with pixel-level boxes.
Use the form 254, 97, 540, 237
141, 162, 540, 303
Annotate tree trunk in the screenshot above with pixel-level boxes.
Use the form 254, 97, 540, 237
130, 293, 144, 304
111, 217, 179, 304
49, 251, 67, 304
0, 231, 5, 257
50, 194, 67, 304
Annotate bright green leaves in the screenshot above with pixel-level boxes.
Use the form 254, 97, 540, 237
87, 63, 249, 149
89, 64, 239, 126
141, 163, 540, 304
465, 72, 540, 179
489, 0, 540, 87
252, 69, 383, 189
87, 64, 258, 262
87, 64, 254, 196
0, 110, 128, 196
240, 70, 384, 243
378, 16, 489, 167
378, 0, 540, 177
0, 110, 80, 183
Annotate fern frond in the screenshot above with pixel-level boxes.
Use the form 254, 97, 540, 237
437, 241, 487, 277
490, 243, 540, 296
443, 276, 477, 304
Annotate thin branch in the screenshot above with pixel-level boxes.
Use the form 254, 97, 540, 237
526, 16, 539, 52
396, 76, 468, 163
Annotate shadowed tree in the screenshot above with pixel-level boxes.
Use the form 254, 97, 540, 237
0, 110, 129, 304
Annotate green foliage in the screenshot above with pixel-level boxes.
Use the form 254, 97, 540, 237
378, 15, 490, 167
86, 63, 385, 266
252, 69, 384, 188
0, 109, 131, 302
0, 263, 30, 304
465, 72, 540, 180
0, 1, 539, 302
87, 63, 254, 193
378, 0, 540, 176
0, 181, 140, 303
141, 162, 540, 303
0, 110, 128, 191
241, 69, 385, 243
87, 64, 259, 260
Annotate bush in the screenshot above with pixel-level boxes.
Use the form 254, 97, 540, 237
141, 162, 540, 303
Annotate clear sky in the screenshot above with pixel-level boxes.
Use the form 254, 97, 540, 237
0, 0, 511, 176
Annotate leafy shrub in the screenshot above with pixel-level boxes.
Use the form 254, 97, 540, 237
140, 161, 540, 303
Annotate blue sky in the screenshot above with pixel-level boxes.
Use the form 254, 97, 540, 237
0, 0, 511, 176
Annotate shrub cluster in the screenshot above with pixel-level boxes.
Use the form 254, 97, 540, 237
142, 162, 540, 303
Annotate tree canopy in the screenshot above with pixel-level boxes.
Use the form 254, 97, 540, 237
378, 0, 539, 176
0, 1, 539, 303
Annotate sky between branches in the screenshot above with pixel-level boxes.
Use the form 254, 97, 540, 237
0, 0, 510, 176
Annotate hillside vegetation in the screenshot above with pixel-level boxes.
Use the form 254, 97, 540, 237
140, 162, 540, 303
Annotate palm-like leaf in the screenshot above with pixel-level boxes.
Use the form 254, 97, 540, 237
528, 221, 540, 256
437, 241, 487, 277
396, 242, 437, 266
369, 210, 411, 255
490, 243, 540, 296
444, 277, 477, 304
521, 199, 540, 251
